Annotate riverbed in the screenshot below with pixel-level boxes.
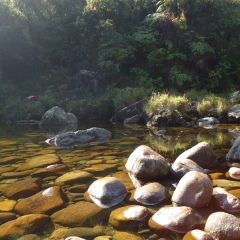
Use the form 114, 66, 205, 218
0, 121, 239, 239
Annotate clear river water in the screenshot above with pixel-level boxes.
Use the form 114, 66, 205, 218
0, 121, 240, 239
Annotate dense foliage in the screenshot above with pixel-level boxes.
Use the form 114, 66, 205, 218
0, 0, 240, 121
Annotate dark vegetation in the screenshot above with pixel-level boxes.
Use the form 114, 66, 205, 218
0, 0, 240, 122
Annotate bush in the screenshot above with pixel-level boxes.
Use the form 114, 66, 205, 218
111, 87, 150, 110
144, 92, 190, 114
197, 94, 230, 116
230, 94, 240, 105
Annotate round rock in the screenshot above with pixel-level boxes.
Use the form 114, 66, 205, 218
175, 142, 218, 169
212, 187, 240, 213
229, 167, 240, 179
134, 182, 167, 205
172, 171, 213, 207
170, 158, 206, 179
125, 145, 170, 179
204, 212, 240, 240
183, 229, 213, 240
88, 177, 128, 208
226, 136, 240, 164
149, 206, 199, 234
109, 205, 150, 230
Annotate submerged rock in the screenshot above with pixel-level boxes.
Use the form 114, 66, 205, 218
14, 186, 65, 215
51, 201, 111, 227
88, 177, 127, 208
17, 154, 61, 171
45, 127, 111, 148
1, 178, 44, 200
0, 214, 50, 240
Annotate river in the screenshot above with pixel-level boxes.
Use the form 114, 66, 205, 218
0, 121, 239, 239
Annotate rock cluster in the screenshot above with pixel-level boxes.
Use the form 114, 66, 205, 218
1, 138, 240, 240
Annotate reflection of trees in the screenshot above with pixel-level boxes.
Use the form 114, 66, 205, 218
145, 127, 236, 160
145, 134, 193, 160
196, 131, 234, 147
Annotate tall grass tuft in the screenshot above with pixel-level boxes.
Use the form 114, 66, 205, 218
197, 94, 230, 116
144, 92, 191, 114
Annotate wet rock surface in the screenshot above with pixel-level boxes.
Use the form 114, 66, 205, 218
0, 214, 50, 240
14, 186, 65, 215
51, 201, 111, 227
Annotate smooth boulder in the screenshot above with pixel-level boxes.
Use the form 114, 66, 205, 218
175, 142, 218, 169
170, 158, 206, 179
204, 212, 240, 240
134, 182, 167, 205
183, 229, 213, 240
212, 187, 240, 213
88, 177, 128, 208
172, 171, 213, 207
109, 205, 150, 230
226, 136, 240, 163
125, 145, 170, 179
149, 206, 199, 234
46, 127, 112, 148
39, 106, 78, 126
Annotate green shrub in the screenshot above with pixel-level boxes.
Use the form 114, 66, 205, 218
111, 87, 150, 110
185, 89, 208, 101
230, 94, 240, 105
144, 92, 190, 114
197, 94, 230, 116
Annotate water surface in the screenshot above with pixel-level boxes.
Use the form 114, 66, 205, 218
0, 121, 239, 239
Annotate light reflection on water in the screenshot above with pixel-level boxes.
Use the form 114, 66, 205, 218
0, 121, 239, 239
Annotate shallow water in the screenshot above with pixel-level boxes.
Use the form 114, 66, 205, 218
0, 121, 240, 239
